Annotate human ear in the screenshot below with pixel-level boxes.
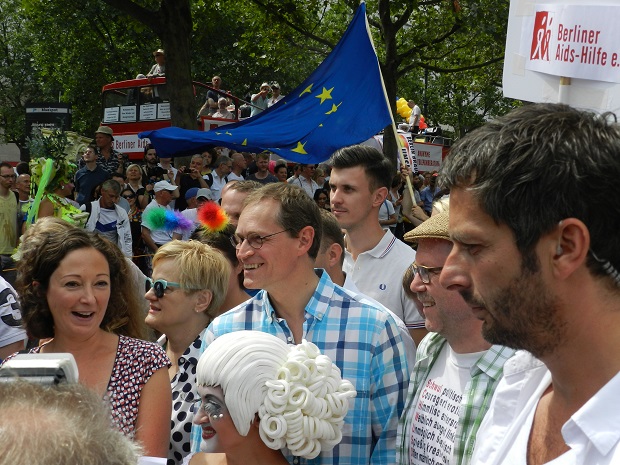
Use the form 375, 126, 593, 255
551, 218, 589, 281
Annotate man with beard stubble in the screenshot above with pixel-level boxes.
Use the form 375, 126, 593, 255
438, 103, 620, 465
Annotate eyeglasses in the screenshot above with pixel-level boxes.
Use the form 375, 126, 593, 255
0, 174, 16, 179
409, 263, 443, 284
122, 194, 136, 199
230, 228, 292, 250
145, 278, 200, 298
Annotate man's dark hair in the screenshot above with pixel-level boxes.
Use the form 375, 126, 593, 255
329, 145, 394, 191
440, 103, 620, 283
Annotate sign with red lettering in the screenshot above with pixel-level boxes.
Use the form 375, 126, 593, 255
504, 1, 620, 113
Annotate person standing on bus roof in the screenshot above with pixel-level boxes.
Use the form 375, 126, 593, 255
147, 49, 165, 77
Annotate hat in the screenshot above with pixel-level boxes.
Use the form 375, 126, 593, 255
196, 188, 213, 200
271, 82, 280, 89
153, 49, 165, 56
95, 126, 113, 140
154, 181, 178, 193
403, 210, 450, 244
185, 187, 199, 200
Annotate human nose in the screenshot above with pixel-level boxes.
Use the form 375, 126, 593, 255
145, 285, 158, 301
235, 238, 254, 261
193, 405, 208, 425
439, 246, 471, 292
80, 285, 97, 304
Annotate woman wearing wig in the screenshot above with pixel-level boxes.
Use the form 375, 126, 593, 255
3, 221, 171, 460
186, 331, 356, 465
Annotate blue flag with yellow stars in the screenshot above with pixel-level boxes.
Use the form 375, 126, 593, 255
140, 2, 391, 163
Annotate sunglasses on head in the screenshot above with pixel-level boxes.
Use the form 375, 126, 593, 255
145, 278, 201, 298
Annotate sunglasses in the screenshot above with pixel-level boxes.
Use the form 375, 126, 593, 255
122, 194, 136, 199
145, 278, 200, 298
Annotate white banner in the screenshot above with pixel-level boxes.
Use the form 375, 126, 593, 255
525, 4, 620, 83
370, 133, 442, 173
504, 0, 620, 113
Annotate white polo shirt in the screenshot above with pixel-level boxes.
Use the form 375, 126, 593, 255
343, 229, 423, 329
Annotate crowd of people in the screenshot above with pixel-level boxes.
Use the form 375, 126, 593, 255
1, 102, 618, 465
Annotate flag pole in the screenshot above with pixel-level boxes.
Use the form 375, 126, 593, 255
362, 1, 416, 202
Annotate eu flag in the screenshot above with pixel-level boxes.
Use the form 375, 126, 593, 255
140, 2, 392, 163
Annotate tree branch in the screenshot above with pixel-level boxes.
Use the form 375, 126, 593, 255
99, 0, 163, 32
248, 0, 335, 49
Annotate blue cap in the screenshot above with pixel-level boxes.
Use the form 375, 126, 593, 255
185, 187, 199, 200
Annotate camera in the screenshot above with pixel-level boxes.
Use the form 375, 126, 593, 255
0, 353, 79, 385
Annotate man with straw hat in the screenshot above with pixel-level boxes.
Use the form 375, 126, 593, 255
396, 210, 515, 465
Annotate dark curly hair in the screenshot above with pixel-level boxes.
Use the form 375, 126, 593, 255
17, 218, 146, 340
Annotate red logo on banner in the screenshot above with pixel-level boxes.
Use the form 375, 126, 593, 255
531, 11, 553, 61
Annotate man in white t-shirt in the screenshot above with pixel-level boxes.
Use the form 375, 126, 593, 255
83, 179, 132, 257
142, 181, 181, 252
227, 152, 246, 182
329, 144, 426, 345
408, 100, 421, 133
439, 103, 620, 465
396, 211, 514, 465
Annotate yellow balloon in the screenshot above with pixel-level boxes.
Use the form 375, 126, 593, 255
404, 109, 412, 118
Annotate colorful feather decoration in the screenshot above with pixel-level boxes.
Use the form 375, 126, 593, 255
197, 202, 229, 232
142, 208, 194, 232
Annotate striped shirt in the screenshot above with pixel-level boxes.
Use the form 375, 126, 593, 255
192, 270, 410, 465
396, 333, 515, 465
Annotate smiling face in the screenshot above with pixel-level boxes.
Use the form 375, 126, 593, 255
235, 200, 298, 291
144, 257, 202, 334
194, 385, 243, 453
440, 187, 566, 356
410, 238, 478, 340
45, 247, 110, 340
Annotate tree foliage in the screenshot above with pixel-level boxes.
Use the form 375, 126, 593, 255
0, 0, 516, 159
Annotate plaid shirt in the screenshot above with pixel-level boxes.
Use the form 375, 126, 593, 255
396, 333, 515, 465
191, 270, 410, 465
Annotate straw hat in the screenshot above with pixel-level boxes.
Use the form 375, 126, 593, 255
403, 210, 450, 244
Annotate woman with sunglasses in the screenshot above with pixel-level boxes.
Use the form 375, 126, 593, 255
144, 240, 231, 465
4, 221, 171, 461
186, 330, 356, 465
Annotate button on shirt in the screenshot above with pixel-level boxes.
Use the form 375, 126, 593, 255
191, 270, 410, 465
343, 229, 423, 330
158, 332, 204, 465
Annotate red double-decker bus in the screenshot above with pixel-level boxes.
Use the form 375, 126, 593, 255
100, 77, 240, 159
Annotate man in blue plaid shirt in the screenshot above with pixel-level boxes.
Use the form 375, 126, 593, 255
192, 182, 410, 465
396, 211, 515, 465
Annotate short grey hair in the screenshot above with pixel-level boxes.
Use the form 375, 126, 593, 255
0, 381, 141, 465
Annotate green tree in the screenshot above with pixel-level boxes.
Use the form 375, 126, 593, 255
0, 0, 44, 156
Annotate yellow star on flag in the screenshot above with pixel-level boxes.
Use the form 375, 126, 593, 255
292, 141, 308, 154
242, 139, 247, 146
315, 87, 334, 105
225, 131, 232, 136
325, 102, 342, 114
299, 84, 313, 97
